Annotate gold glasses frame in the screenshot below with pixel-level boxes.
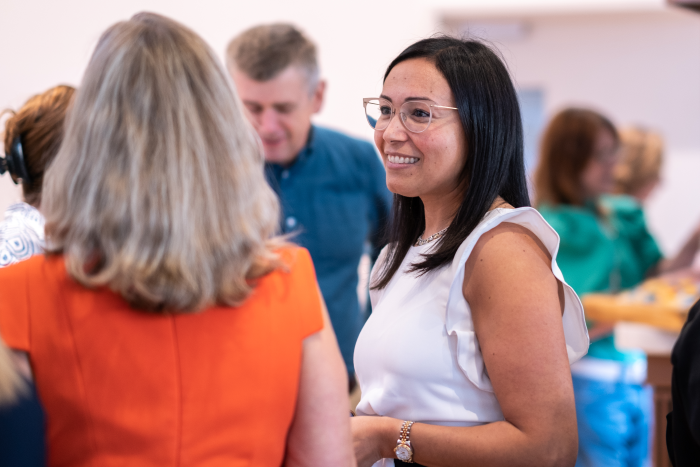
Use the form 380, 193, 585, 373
363, 97, 458, 134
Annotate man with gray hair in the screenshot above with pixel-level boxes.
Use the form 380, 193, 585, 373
226, 24, 391, 391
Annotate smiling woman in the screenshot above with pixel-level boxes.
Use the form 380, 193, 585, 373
352, 37, 589, 467
364, 40, 532, 289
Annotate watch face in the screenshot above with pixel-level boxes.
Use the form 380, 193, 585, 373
395, 444, 412, 461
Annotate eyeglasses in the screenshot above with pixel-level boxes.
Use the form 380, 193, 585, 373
594, 146, 620, 165
363, 97, 458, 134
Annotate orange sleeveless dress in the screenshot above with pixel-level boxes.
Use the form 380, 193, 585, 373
0, 247, 323, 467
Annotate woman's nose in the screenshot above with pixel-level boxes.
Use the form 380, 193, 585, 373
383, 109, 408, 142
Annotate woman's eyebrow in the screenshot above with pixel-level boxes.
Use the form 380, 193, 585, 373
380, 94, 434, 102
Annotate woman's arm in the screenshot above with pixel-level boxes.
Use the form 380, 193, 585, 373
284, 298, 357, 467
352, 222, 577, 467
656, 225, 700, 275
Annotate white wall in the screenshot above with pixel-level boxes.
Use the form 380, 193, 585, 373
2, 0, 698, 255
444, 8, 700, 255
0, 0, 439, 211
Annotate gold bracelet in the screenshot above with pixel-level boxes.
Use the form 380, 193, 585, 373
394, 420, 415, 463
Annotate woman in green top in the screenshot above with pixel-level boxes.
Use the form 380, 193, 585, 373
534, 108, 700, 467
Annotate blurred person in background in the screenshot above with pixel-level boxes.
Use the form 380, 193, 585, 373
534, 108, 699, 467
615, 127, 664, 204
1, 85, 75, 266
615, 127, 700, 267
0, 13, 353, 467
226, 24, 392, 391
615, 129, 700, 467
0, 84, 75, 467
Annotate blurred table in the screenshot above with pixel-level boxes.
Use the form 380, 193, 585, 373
582, 295, 688, 333
581, 279, 695, 467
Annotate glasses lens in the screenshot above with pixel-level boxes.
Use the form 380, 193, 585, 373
365, 99, 392, 130
595, 146, 620, 165
400, 101, 432, 133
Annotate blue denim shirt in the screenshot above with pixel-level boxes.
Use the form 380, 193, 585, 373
265, 126, 392, 374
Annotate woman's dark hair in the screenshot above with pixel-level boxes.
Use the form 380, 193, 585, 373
534, 108, 618, 207
372, 37, 530, 290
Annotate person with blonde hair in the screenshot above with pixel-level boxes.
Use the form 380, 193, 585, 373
615, 127, 664, 203
0, 12, 353, 467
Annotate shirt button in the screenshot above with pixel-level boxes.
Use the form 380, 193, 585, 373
281, 170, 290, 179
285, 217, 297, 229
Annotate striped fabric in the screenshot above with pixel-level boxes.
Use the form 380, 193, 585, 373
0, 203, 45, 268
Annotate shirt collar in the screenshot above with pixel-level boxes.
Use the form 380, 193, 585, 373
264, 126, 316, 172
295, 125, 316, 165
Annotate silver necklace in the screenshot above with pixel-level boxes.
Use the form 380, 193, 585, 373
415, 227, 448, 246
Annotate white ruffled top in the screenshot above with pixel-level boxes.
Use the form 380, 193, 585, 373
354, 207, 589, 467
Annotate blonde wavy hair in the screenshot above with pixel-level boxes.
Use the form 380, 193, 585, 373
43, 12, 282, 312
614, 127, 663, 198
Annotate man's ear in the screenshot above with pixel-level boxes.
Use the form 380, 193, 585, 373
312, 80, 326, 114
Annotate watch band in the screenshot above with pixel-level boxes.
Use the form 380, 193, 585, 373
394, 420, 415, 463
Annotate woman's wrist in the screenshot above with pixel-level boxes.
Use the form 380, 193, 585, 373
378, 417, 406, 459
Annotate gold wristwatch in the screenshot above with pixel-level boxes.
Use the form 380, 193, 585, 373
394, 420, 415, 463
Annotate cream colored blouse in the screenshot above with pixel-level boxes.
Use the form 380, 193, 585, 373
354, 207, 590, 467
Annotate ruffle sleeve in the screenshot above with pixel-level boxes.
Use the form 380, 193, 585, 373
444, 208, 590, 392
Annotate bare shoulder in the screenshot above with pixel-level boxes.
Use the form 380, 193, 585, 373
467, 221, 552, 271
462, 220, 561, 312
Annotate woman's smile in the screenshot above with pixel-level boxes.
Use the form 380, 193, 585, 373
375, 58, 466, 199
386, 154, 419, 166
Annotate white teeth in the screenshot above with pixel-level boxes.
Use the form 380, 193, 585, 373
388, 155, 418, 164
